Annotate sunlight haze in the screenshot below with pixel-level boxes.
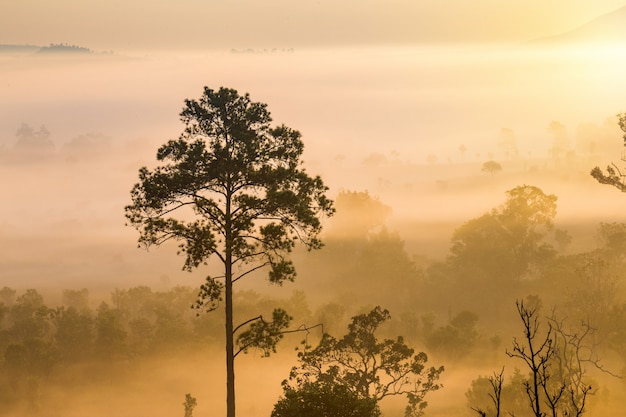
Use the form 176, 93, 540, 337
2, 1, 626, 49
2, 1, 626, 416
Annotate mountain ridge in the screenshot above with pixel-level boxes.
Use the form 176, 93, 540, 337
532, 5, 626, 45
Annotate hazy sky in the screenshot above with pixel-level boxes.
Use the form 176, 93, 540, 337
2, 1, 626, 50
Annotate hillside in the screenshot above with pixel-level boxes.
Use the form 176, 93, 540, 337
532, 5, 626, 44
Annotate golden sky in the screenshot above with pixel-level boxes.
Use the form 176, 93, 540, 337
2, 0, 626, 50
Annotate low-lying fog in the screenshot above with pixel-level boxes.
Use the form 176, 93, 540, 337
2, 43, 626, 416
2, 44, 625, 289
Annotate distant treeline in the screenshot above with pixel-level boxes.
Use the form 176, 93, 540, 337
230, 47, 295, 54
37, 43, 92, 54
0, 284, 327, 413
0, 43, 113, 56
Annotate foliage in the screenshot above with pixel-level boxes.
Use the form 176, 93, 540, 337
125, 86, 333, 288
0, 286, 314, 412
425, 310, 479, 361
606, 303, 626, 362
304, 190, 420, 308
183, 393, 197, 417
38, 43, 92, 54
95, 302, 127, 359
235, 308, 292, 357
470, 368, 504, 417
125, 86, 333, 417
272, 381, 381, 417
466, 368, 531, 417
61, 289, 90, 311
8, 289, 50, 342
328, 190, 391, 239
14, 123, 53, 151
590, 113, 626, 192
50, 306, 94, 361
0, 287, 16, 306
481, 160, 502, 175
447, 185, 557, 285
596, 222, 626, 260
285, 306, 443, 417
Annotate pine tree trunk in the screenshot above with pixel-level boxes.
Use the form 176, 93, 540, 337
225, 188, 235, 417
226, 265, 235, 417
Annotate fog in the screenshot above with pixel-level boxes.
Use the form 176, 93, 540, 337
2, 44, 626, 287
2, 39, 626, 416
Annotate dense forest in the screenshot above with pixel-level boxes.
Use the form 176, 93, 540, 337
1, 181, 626, 415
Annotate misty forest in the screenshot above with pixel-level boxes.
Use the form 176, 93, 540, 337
3, 14, 626, 416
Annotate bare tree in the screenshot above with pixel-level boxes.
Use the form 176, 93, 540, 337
506, 299, 554, 417
547, 313, 619, 417
504, 299, 618, 417
472, 368, 505, 417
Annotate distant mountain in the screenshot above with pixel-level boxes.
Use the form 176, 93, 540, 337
532, 6, 626, 45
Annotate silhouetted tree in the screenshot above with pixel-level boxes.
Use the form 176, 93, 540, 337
14, 123, 54, 159
94, 302, 126, 359
307, 191, 419, 308
470, 367, 505, 417
61, 288, 90, 312
507, 298, 554, 417
272, 381, 380, 417
125, 86, 333, 417
51, 306, 94, 362
425, 310, 479, 361
8, 289, 50, 342
0, 287, 16, 307
447, 185, 557, 285
328, 190, 391, 239
502, 298, 610, 417
590, 113, 626, 191
481, 160, 502, 175
284, 306, 443, 417
183, 393, 197, 417
467, 368, 529, 417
